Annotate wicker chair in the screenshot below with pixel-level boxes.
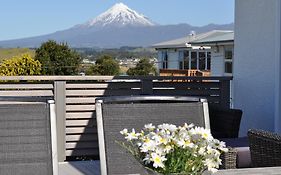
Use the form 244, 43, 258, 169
209, 108, 242, 139
96, 96, 210, 175
220, 147, 237, 169
248, 129, 281, 167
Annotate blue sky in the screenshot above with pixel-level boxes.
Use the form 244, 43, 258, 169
0, 0, 234, 41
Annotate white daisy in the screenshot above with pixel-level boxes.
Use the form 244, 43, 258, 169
120, 128, 128, 135
125, 128, 139, 141
144, 123, 155, 131
151, 153, 166, 168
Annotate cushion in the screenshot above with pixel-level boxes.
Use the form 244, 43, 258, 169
235, 147, 252, 168
221, 137, 251, 168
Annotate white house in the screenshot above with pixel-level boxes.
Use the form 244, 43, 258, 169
190, 0, 281, 137
190, 31, 234, 76
152, 30, 233, 76
234, 0, 281, 135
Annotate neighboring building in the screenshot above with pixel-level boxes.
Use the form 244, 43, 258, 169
190, 31, 234, 76
234, 0, 281, 135
189, 32, 235, 108
152, 30, 233, 76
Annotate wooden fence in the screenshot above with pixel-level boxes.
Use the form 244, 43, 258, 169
0, 76, 232, 162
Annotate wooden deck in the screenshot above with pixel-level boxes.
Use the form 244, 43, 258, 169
59, 161, 100, 175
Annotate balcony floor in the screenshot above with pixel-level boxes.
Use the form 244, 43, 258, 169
59, 161, 100, 175
59, 160, 281, 175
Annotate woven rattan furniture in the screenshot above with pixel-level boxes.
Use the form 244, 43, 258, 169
220, 147, 237, 169
248, 129, 281, 167
96, 96, 210, 175
0, 97, 58, 175
221, 137, 251, 168
209, 108, 243, 139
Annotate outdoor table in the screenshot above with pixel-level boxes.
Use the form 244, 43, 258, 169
217, 166, 281, 175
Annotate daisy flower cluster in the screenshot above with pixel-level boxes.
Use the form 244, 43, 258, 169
120, 123, 228, 174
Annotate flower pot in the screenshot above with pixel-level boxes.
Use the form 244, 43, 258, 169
144, 168, 211, 175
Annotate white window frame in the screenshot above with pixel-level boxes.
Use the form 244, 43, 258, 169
224, 46, 233, 75
162, 50, 168, 69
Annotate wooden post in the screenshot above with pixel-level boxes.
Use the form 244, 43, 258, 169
54, 81, 66, 162
141, 79, 153, 95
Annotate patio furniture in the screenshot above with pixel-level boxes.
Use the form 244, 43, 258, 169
217, 166, 281, 175
95, 95, 210, 175
208, 107, 248, 169
220, 147, 237, 169
248, 129, 281, 167
221, 137, 251, 168
0, 97, 58, 175
209, 108, 243, 139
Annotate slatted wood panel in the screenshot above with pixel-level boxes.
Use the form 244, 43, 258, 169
153, 81, 222, 105
0, 83, 54, 97
65, 81, 142, 157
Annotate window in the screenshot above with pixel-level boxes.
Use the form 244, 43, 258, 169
179, 50, 211, 71
162, 51, 168, 69
225, 62, 232, 73
199, 52, 206, 70
191, 52, 197, 69
224, 47, 233, 74
183, 51, 189, 69
179, 51, 184, 69
179, 50, 189, 70
207, 52, 211, 70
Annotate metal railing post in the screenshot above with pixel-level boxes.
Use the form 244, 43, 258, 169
141, 78, 153, 95
220, 79, 231, 109
54, 81, 66, 162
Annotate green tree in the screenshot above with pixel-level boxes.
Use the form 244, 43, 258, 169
0, 54, 41, 76
127, 58, 157, 76
86, 55, 120, 75
35, 40, 81, 75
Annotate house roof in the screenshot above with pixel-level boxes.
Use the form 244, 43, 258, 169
190, 31, 234, 45
151, 37, 193, 49
152, 30, 233, 49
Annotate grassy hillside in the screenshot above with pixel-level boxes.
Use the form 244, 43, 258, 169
0, 48, 35, 61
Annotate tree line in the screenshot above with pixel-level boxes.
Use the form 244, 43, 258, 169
0, 40, 157, 76
75, 46, 157, 61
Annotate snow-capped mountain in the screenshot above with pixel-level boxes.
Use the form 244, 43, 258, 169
80, 3, 155, 28
0, 3, 234, 48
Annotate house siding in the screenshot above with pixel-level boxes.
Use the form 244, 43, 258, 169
234, 0, 280, 135
157, 49, 179, 70
156, 48, 214, 73
168, 51, 179, 69
210, 46, 225, 76
157, 51, 163, 69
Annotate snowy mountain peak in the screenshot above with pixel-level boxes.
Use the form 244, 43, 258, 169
109, 2, 130, 12
83, 3, 155, 28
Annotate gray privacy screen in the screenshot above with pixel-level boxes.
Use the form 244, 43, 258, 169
0, 102, 52, 175
101, 101, 206, 175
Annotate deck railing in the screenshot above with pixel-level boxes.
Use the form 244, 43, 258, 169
159, 69, 211, 77
0, 75, 232, 162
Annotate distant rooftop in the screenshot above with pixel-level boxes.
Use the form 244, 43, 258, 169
190, 31, 234, 45
152, 30, 233, 49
